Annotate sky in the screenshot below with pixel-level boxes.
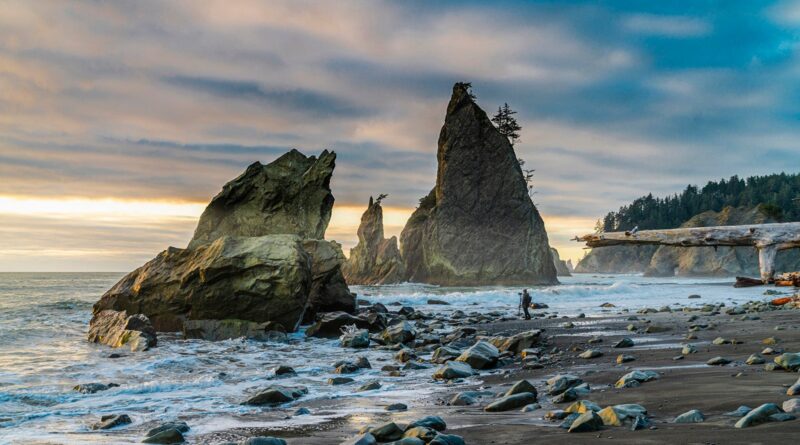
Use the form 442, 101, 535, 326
1, 0, 799, 272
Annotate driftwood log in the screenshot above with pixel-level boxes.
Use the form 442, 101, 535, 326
574, 223, 800, 283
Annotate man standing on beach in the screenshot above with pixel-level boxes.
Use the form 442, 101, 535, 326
520, 289, 532, 320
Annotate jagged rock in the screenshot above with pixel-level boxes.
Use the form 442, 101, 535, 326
92, 235, 312, 333
546, 374, 583, 395
400, 83, 557, 286
87, 310, 157, 351
342, 197, 406, 285
189, 150, 335, 247
505, 380, 537, 398
92, 150, 355, 338
551, 248, 572, 277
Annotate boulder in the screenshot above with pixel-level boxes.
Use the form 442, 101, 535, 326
783, 398, 800, 413
87, 310, 157, 351
429, 435, 465, 445
487, 330, 542, 354
244, 385, 307, 406
432, 346, 461, 363
369, 422, 404, 442
484, 392, 537, 412
505, 380, 537, 398
340, 328, 370, 348
342, 197, 406, 285
775, 352, 800, 371
407, 416, 447, 432
567, 411, 603, 433
189, 150, 335, 247
142, 428, 185, 444
240, 439, 286, 445
615, 370, 658, 388
546, 374, 583, 396
735, 403, 782, 428
403, 427, 436, 443
381, 321, 417, 345
614, 338, 634, 348
565, 400, 601, 414
92, 235, 311, 333
707, 356, 731, 366
673, 409, 705, 423
145, 421, 190, 438
400, 83, 557, 285
433, 361, 474, 380
455, 341, 499, 369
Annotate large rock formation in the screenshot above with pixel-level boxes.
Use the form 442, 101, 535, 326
400, 83, 557, 285
91, 150, 355, 339
189, 149, 335, 248
342, 197, 406, 285
551, 248, 572, 277
575, 206, 800, 276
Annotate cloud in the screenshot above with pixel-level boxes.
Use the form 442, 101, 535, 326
623, 14, 711, 37
0, 0, 799, 268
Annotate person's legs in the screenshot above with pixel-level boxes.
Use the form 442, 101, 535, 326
523, 304, 531, 320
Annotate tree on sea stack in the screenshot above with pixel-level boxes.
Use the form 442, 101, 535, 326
492, 103, 522, 147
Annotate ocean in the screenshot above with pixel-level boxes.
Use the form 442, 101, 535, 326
0, 272, 783, 444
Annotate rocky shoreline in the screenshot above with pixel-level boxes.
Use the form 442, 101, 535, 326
155, 293, 800, 444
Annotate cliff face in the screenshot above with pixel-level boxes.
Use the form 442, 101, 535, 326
644, 206, 800, 277
575, 206, 800, 276
342, 197, 406, 285
400, 83, 557, 285
93, 150, 354, 338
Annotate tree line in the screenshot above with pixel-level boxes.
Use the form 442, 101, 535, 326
600, 173, 800, 232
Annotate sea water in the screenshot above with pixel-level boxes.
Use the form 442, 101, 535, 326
0, 272, 785, 444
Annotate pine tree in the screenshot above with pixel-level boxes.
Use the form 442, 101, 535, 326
492, 103, 522, 147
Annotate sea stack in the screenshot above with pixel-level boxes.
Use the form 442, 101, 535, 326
551, 248, 572, 277
91, 150, 355, 341
342, 196, 406, 285
400, 83, 558, 285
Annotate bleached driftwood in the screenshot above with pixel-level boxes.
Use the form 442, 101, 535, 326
574, 222, 800, 282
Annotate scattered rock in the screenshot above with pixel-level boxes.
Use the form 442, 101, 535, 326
735, 403, 782, 428
707, 356, 731, 366
357, 381, 382, 392
723, 406, 752, 417
385, 403, 407, 412
244, 386, 307, 406
775, 352, 800, 371
505, 380, 537, 398
340, 328, 370, 348
407, 416, 447, 431
381, 321, 417, 345
429, 434, 466, 445
746, 354, 765, 365
142, 427, 185, 444
455, 341, 499, 369
340, 433, 377, 445
369, 422, 404, 442
92, 414, 132, 430
484, 392, 537, 412
681, 344, 697, 355
433, 361, 474, 380
73, 383, 119, 394
487, 330, 542, 354
673, 409, 705, 423
785, 398, 800, 413
565, 400, 601, 414
615, 370, 658, 388
578, 349, 602, 359
616, 354, 635, 364
328, 377, 354, 385
614, 338, 634, 348
239, 438, 287, 445
567, 411, 604, 433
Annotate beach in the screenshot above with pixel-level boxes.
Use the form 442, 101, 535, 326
1, 273, 798, 443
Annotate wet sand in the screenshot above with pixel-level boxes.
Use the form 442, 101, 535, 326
204, 304, 800, 444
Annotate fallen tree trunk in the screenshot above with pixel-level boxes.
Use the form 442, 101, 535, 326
574, 223, 800, 283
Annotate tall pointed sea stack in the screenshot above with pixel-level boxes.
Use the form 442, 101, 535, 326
342, 196, 406, 284
400, 83, 557, 285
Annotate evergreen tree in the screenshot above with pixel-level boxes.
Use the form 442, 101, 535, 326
492, 103, 522, 147
601, 172, 800, 232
